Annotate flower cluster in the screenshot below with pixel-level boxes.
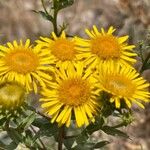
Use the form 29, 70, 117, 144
0, 26, 149, 127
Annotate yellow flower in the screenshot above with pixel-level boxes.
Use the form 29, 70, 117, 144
40, 63, 100, 127
0, 82, 25, 109
0, 40, 54, 93
97, 64, 150, 109
76, 25, 137, 68
36, 31, 83, 69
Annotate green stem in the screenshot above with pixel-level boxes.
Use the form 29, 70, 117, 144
58, 126, 65, 150
4, 119, 10, 131
53, 8, 58, 36
64, 135, 79, 139
140, 52, 150, 73
139, 44, 144, 63
41, 0, 48, 14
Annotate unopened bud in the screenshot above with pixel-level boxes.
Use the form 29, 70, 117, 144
0, 82, 25, 110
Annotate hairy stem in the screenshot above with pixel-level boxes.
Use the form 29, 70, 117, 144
140, 52, 150, 73
58, 126, 65, 150
41, 0, 48, 14
53, 7, 58, 35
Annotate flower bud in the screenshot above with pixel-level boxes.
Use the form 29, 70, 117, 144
0, 82, 25, 110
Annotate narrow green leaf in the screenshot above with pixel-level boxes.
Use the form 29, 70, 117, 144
56, 0, 74, 11
18, 113, 36, 130
0, 141, 6, 149
33, 10, 53, 22
72, 144, 86, 150
3, 142, 17, 150
86, 117, 104, 135
0, 117, 6, 127
94, 141, 110, 148
144, 63, 150, 70
72, 143, 95, 150
23, 130, 34, 147
76, 131, 88, 144
7, 128, 23, 144
64, 138, 75, 149
32, 118, 58, 137
102, 126, 129, 138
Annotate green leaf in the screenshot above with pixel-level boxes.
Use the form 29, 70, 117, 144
94, 141, 110, 148
0, 141, 6, 149
24, 130, 34, 147
0, 116, 6, 127
18, 113, 36, 130
7, 128, 23, 144
64, 138, 75, 149
33, 10, 53, 22
76, 131, 88, 144
32, 117, 58, 137
72, 144, 86, 150
144, 63, 150, 70
54, 0, 74, 11
72, 143, 95, 150
86, 117, 104, 135
102, 126, 129, 138
0, 141, 18, 150
3, 142, 17, 150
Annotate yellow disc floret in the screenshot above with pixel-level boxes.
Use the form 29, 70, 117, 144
91, 35, 121, 59
5, 50, 39, 74
105, 75, 135, 97
50, 38, 75, 61
58, 78, 91, 106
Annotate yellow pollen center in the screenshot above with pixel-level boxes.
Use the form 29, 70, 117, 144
5, 50, 39, 74
91, 35, 121, 59
106, 75, 135, 97
51, 39, 76, 61
58, 78, 91, 106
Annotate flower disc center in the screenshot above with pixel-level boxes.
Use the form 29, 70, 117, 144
51, 39, 75, 61
91, 35, 121, 59
106, 75, 135, 97
58, 78, 91, 106
5, 50, 39, 74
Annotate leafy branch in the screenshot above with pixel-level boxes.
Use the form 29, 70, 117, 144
33, 0, 74, 36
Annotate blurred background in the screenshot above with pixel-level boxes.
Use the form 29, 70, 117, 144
0, 0, 150, 149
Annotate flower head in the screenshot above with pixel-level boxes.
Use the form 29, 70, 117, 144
76, 26, 137, 69
0, 82, 25, 110
0, 40, 54, 93
40, 63, 100, 127
36, 31, 83, 69
97, 64, 150, 108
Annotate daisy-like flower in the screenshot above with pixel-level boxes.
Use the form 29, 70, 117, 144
0, 40, 54, 93
97, 64, 150, 109
76, 25, 137, 68
40, 63, 100, 127
36, 31, 83, 69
